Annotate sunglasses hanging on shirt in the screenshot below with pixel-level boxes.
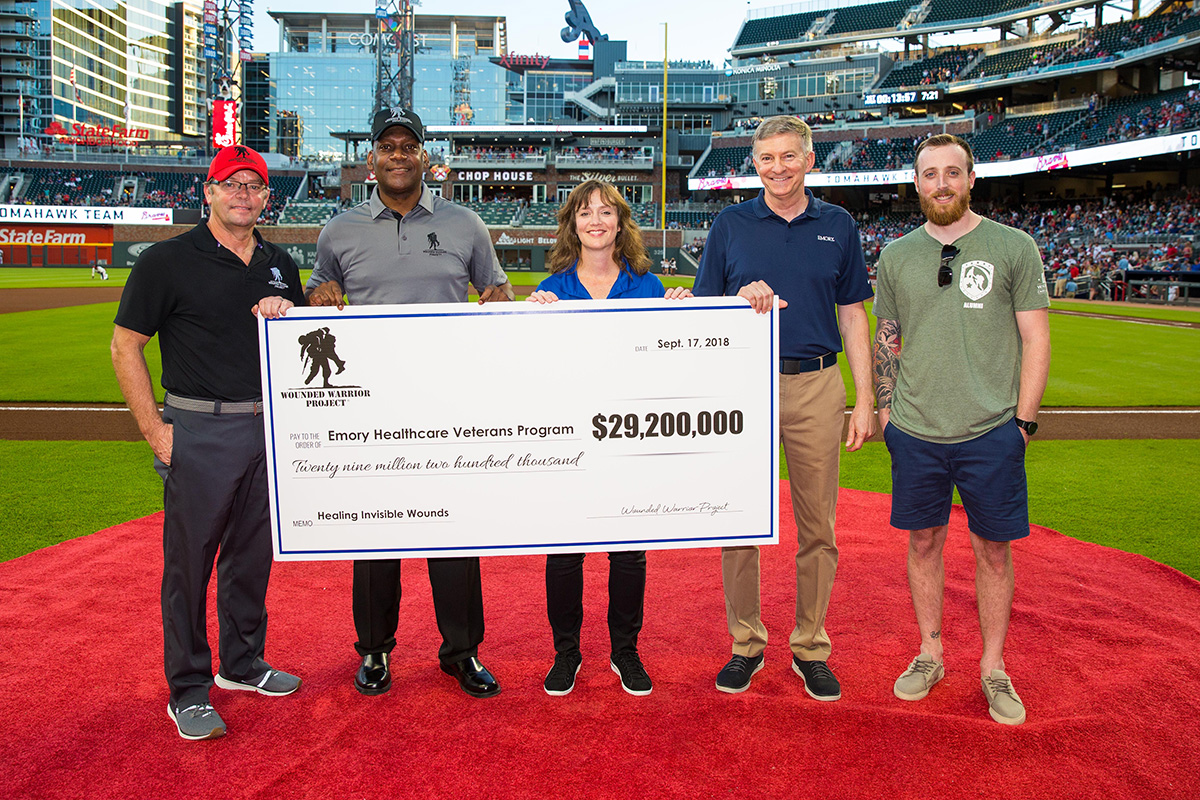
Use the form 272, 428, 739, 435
938, 244, 960, 288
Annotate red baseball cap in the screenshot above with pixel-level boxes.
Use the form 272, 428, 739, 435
207, 145, 269, 184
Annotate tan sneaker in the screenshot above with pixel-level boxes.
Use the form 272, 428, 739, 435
894, 654, 944, 701
982, 669, 1026, 725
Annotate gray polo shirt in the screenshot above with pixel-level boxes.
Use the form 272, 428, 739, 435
308, 184, 507, 304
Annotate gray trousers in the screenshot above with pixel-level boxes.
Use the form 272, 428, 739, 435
156, 405, 273, 708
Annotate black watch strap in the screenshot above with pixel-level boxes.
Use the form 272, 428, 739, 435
1015, 417, 1038, 436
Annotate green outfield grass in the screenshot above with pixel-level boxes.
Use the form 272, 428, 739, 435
0, 441, 163, 563
5, 303, 164, 403
5, 298, 1198, 404
1050, 298, 1200, 323
4, 439, 1196, 580
811, 440, 1200, 579
503, 271, 697, 291
0, 267, 131, 288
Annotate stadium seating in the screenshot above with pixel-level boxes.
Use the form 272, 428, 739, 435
841, 137, 919, 170
277, 201, 339, 225
734, 11, 823, 48
963, 41, 1069, 80
463, 201, 521, 225
19, 168, 118, 205
630, 203, 657, 228
523, 204, 560, 226
969, 108, 1085, 160
877, 48, 980, 89
695, 146, 754, 177
826, 1, 908, 35
1055, 86, 1199, 150
664, 209, 722, 227
921, 0, 1036, 26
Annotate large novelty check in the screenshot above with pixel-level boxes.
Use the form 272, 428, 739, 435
258, 297, 779, 561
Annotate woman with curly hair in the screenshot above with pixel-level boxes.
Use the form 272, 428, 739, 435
527, 180, 690, 697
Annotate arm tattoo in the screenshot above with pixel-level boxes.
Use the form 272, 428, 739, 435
873, 318, 902, 410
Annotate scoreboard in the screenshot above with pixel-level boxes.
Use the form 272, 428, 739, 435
862, 88, 947, 106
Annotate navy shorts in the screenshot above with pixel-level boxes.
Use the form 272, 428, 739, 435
883, 418, 1030, 542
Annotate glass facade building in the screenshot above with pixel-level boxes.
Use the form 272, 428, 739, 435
266, 11, 509, 160
10, 0, 208, 153
0, 0, 37, 152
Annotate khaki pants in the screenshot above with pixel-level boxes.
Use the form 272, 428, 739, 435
721, 365, 845, 661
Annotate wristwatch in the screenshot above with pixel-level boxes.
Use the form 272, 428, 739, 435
1014, 417, 1038, 436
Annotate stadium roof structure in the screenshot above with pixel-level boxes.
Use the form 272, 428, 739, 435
731, 0, 1105, 57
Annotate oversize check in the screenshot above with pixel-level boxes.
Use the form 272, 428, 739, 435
258, 297, 779, 560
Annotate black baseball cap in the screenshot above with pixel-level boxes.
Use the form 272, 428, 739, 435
371, 108, 424, 143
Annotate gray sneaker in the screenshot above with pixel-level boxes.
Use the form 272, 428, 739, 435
167, 702, 226, 741
982, 669, 1026, 725
894, 654, 945, 701
215, 668, 301, 696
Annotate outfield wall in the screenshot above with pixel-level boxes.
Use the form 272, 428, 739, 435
109, 225, 684, 271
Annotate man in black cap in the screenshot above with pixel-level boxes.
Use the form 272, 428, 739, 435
307, 108, 513, 698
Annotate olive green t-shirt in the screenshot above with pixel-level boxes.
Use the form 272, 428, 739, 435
873, 217, 1049, 444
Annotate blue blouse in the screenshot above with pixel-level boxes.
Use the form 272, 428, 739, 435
536, 261, 666, 299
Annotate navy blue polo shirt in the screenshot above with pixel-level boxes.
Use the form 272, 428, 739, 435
694, 189, 873, 360
536, 261, 666, 299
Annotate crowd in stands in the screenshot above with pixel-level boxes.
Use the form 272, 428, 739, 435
728, 111, 879, 134
560, 146, 648, 161
1073, 89, 1200, 148
450, 145, 547, 161
851, 189, 1200, 296
913, 47, 977, 85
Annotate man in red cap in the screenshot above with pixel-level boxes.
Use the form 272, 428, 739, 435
112, 145, 305, 741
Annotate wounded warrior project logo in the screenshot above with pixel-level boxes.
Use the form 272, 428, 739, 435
959, 260, 994, 307
424, 230, 445, 255
268, 267, 289, 291
278, 326, 370, 407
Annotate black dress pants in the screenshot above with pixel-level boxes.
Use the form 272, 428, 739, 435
352, 556, 485, 664
546, 551, 646, 656
157, 406, 272, 709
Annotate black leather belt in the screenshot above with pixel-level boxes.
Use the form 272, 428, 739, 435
165, 393, 263, 415
780, 353, 837, 374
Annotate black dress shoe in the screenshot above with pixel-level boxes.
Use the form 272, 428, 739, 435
440, 656, 501, 698
355, 653, 391, 696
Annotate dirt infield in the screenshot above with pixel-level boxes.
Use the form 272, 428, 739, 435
1, 402, 1195, 442
0, 284, 540, 315
0, 287, 126, 314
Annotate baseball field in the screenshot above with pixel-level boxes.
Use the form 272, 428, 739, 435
2, 267, 1198, 578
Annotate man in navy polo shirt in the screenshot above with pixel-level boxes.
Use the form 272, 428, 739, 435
695, 115, 875, 699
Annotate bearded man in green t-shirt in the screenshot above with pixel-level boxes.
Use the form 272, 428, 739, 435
872, 134, 1051, 726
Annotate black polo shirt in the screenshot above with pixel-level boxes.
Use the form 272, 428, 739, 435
115, 222, 305, 401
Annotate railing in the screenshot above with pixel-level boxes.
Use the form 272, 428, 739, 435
1, 149, 214, 166
662, 155, 695, 167
555, 154, 654, 169
1128, 278, 1198, 304
446, 152, 547, 167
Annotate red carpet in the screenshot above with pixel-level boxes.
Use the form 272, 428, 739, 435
1, 486, 1197, 800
